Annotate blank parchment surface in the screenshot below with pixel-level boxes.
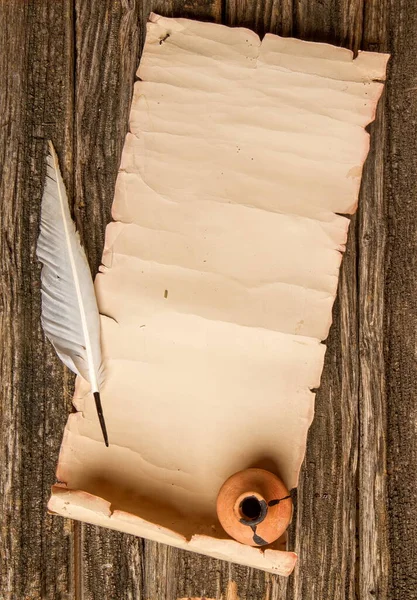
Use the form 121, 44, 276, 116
49, 14, 388, 575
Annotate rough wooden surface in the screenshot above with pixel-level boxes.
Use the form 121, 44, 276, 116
1, 1, 416, 599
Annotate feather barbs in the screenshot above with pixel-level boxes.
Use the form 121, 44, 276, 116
37, 141, 109, 446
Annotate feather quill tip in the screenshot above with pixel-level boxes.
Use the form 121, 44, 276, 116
94, 392, 109, 446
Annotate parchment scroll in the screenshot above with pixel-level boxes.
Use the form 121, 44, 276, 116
49, 14, 388, 575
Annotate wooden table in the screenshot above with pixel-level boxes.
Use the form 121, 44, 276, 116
1, 1, 416, 598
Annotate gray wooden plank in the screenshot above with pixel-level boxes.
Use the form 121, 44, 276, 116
0, 1, 76, 599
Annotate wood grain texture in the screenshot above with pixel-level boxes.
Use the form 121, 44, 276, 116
0, 2, 76, 599
358, 4, 390, 599
1, 1, 416, 599
293, 0, 365, 52
384, 2, 417, 598
224, 0, 293, 37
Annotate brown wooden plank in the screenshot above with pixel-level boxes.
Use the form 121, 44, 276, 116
357, 98, 390, 600
288, 230, 359, 600
0, 1, 76, 599
293, 0, 364, 53
358, 2, 390, 598
224, 0, 294, 37
383, 2, 417, 598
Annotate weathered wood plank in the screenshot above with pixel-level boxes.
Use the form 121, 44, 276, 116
288, 231, 359, 600
225, 0, 294, 37
0, 1, 76, 599
358, 2, 390, 598
384, 2, 417, 598
357, 101, 389, 600
293, 0, 364, 52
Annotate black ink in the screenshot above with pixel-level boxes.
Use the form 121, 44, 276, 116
268, 495, 291, 507
159, 33, 171, 44
239, 496, 268, 527
250, 524, 268, 546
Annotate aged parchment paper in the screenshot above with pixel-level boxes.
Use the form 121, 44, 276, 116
49, 14, 388, 575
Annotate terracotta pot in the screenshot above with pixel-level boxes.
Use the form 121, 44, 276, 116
216, 468, 292, 547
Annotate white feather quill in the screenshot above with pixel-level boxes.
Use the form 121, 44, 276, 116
37, 141, 109, 446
